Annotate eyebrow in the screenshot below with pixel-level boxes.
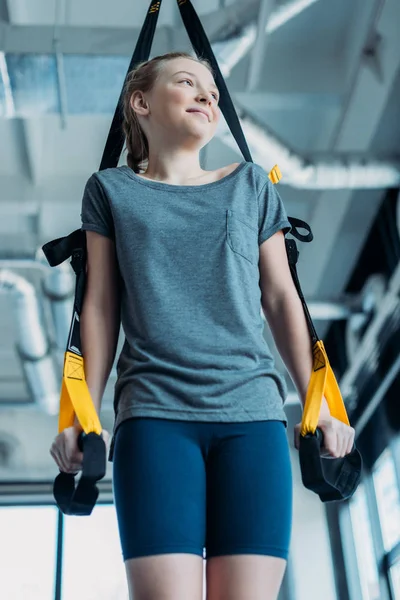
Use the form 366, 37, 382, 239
173, 71, 219, 93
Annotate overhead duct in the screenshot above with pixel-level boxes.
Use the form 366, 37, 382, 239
37, 251, 74, 366
2, 1, 399, 188
0, 269, 60, 414
216, 110, 400, 189
214, 0, 321, 77
2, 48, 398, 190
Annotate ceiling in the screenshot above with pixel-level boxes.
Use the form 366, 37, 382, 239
0, 0, 399, 484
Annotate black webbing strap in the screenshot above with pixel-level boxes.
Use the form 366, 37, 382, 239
299, 429, 362, 502
43, 231, 107, 516
43, 229, 87, 354
53, 432, 107, 516
42, 0, 320, 515
42, 229, 83, 268
285, 239, 318, 346
177, 0, 253, 163
99, 1, 163, 170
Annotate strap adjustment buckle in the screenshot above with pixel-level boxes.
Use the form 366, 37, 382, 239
71, 248, 84, 275
285, 238, 299, 266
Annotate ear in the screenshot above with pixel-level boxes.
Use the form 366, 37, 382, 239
130, 91, 150, 116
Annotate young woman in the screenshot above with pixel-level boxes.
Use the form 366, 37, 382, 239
50, 52, 355, 600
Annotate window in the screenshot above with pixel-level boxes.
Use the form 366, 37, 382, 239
349, 483, 380, 600
0, 505, 58, 600
390, 561, 400, 599
62, 503, 128, 600
372, 449, 400, 552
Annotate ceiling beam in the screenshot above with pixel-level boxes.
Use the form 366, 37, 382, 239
247, 0, 275, 92
298, 0, 400, 303
0, 0, 259, 55
0, 0, 9, 22
235, 91, 342, 111
19, 119, 44, 185
0, 23, 171, 55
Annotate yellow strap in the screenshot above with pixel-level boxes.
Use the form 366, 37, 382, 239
266, 167, 348, 435
268, 164, 282, 184
300, 340, 350, 437
58, 351, 102, 435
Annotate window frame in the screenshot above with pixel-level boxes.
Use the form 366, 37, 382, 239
333, 437, 400, 600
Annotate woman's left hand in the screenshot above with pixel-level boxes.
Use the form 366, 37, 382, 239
294, 414, 355, 458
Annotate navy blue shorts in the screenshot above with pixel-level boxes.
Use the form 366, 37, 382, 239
112, 418, 293, 562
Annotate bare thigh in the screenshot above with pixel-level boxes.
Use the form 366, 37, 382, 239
206, 555, 287, 600
125, 553, 204, 600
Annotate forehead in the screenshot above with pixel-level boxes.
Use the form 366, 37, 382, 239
162, 58, 216, 87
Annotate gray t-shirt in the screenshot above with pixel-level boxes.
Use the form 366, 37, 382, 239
81, 161, 292, 461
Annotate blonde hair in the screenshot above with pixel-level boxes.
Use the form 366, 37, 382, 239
122, 52, 215, 173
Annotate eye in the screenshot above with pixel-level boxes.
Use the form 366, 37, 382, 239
181, 79, 219, 101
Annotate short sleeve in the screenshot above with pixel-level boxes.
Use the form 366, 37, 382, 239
257, 178, 291, 245
80, 173, 114, 240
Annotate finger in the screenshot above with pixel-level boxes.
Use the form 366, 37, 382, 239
339, 434, 348, 458
50, 447, 61, 471
50, 445, 69, 473
337, 427, 350, 457
319, 423, 338, 457
346, 428, 355, 455
69, 448, 84, 465
65, 432, 83, 465
58, 435, 80, 473
336, 429, 348, 458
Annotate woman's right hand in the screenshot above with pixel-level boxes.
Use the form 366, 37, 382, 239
50, 426, 110, 474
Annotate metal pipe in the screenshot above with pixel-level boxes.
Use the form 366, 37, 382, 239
354, 353, 400, 438
215, 110, 400, 189
0, 269, 60, 414
53, 0, 68, 129
39, 257, 74, 353
0, 50, 15, 118
247, 0, 275, 92
340, 262, 400, 398
0, 259, 50, 273
216, 0, 321, 77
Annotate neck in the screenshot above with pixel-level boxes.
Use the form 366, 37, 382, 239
140, 148, 206, 184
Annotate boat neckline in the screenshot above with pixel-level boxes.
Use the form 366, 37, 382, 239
120, 161, 249, 192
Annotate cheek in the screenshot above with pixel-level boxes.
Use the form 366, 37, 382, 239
165, 88, 188, 108
212, 106, 221, 123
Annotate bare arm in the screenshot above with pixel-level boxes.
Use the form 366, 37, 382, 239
259, 230, 330, 418
74, 230, 121, 425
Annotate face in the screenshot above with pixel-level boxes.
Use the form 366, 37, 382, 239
131, 57, 221, 148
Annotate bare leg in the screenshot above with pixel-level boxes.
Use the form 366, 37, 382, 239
125, 552, 204, 600
206, 554, 287, 600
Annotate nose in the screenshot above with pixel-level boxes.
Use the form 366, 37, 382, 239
197, 90, 213, 104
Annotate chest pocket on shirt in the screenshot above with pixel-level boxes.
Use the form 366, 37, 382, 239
226, 209, 258, 265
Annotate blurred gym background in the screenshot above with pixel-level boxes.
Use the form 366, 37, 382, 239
0, 0, 399, 598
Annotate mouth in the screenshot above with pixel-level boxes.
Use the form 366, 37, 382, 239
186, 109, 210, 121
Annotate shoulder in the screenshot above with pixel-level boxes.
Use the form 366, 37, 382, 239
248, 162, 271, 185
91, 166, 127, 185
84, 167, 129, 199
233, 161, 273, 195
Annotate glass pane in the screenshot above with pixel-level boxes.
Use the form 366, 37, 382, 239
349, 483, 380, 600
390, 562, 400, 599
62, 504, 128, 600
372, 449, 400, 552
0, 506, 57, 600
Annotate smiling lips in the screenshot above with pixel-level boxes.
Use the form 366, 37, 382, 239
187, 108, 210, 121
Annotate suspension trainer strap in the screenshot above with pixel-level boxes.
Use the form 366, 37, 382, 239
42, 0, 360, 511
